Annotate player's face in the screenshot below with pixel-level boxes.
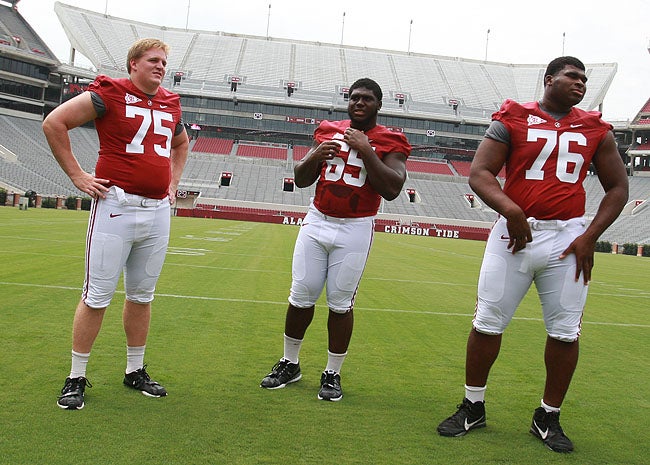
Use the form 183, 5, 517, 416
347, 87, 381, 129
548, 65, 587, 108
130, 48, 168, 93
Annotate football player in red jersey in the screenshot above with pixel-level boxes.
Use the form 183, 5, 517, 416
43, 38, 189, 410
437, 57, 628, 452
260, 78, 411, 401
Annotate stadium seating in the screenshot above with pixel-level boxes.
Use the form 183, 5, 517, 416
192, 137, 235, 155
406, 159, 454, 176
640, 98, 650, 113
1, 111, 649, 245
53, 2, 617, 116
292, 145, 311, 161
0, 3, 646, 247
236, 143, 288, 160
0, 5, 53, 58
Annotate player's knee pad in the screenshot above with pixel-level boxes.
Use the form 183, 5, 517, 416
124, 292, 155, 305
124, 277, 157, 304
326, 287, 357, 313
328, 305, 352, 315
83, 293, 114, 309
472, 325, 503, 336
473, 299, 511, 334
545, 318, 581, 342
548, 333, 579, 343
288, 283, 317, 309
541, 272, 586, 343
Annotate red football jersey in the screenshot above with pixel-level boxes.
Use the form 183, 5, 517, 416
90, 75, 183, 199
312, 120, 411, 218
494, 99, 612, 220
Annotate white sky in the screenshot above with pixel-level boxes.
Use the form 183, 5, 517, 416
16, 0, 650, 121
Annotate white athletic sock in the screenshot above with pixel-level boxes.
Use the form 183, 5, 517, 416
70, 350, 90, 379
465, 384, 487, 403
126, 345, 145, 374
541, 399, 560, 413
325, 350, 347, 374
283, 334, 302, 364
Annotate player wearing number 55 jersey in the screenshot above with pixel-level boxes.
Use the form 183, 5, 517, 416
260, 78, 411, 401
437, 57, 628, 453
43, 38, 189, 410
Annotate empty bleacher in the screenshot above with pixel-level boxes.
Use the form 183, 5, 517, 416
53, 2, 618, 116
236, 142, 288, 160
406, 159, 454, 176
0, 115, 96, 195
449, 160, 471, 177
192, 137, 234, 155
292, 145, 311, 161
637, 98, 650, 114
0, 4, 55, 58
1, 112, 648, 246
448, 160, 505, 179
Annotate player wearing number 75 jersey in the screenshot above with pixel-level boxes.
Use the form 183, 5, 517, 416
260, 78, 411, 401
43, 38, 188, 410
437, 57, 628, 453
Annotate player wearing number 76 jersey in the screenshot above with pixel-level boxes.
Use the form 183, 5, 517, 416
437, 56, 628, 453
43, 38, 188, 409
260, 78, 411, 401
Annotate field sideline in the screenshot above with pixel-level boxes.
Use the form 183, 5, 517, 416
1, 207, 648, 465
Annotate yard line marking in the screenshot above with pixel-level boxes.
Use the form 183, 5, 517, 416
2, 281, 648, 329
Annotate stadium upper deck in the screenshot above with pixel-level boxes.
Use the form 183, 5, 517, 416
52, 1, 616, 123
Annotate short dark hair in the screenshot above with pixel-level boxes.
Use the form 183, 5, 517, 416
545, 56, 585, 77
349, 78, 383, 102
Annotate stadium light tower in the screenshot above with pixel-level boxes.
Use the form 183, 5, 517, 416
484, 28, 490, 61
408, 20, 413, 54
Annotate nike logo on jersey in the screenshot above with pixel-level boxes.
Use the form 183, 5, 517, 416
527, 114, 547, 126
125, 93, 142, 104
109, 213, 123, 218
570, 124, 583, 128
500, 234, 509, 240
160, 105, 168, 108
532, 420, 549, 439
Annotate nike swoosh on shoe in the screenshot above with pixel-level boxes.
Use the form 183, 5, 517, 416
533, 420, 549, 439
464, 417, 484, 430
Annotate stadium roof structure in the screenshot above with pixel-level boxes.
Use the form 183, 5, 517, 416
53, 1, 617, 123
0, 1, 58, 65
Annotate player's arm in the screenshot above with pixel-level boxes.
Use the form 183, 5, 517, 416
42, 92, 110, 198
559, 131, 629, 283
469, 137, 532, 253
294, 139, 340, 188
344, 130, 407, 200
358, 148, 407, 200
168, 125, 189, 204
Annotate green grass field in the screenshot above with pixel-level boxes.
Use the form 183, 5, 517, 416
1, 207, 648, 464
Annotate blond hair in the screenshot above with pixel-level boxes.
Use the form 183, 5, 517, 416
126, 38, 170, 73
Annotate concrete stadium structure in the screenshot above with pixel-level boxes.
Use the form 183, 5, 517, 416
0, 1, 648, 246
